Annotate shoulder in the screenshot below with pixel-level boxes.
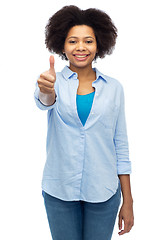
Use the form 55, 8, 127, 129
96, 68, 123, 91
105, 74, 123, 89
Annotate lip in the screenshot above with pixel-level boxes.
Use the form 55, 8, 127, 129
73, 54, 90, 61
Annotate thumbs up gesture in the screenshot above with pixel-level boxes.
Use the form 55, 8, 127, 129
38, 55, 56, 94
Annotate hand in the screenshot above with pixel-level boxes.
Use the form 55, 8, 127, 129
38, 55, 56, 94
118, 202, 134, 235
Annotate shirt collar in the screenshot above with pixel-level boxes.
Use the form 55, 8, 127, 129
61, 66, 108, 82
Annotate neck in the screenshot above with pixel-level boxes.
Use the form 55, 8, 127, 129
69, 64, 96, 82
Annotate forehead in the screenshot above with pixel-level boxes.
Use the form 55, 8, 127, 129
66, 25, 95, 38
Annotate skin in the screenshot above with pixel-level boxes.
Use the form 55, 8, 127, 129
38, 56, 56, 106
118, 175, 134, 235
63, 25, 98, 95
38, 24, 134, 235
63, 25, 98, 82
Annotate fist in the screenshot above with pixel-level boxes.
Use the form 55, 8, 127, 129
38, 55, 56, 94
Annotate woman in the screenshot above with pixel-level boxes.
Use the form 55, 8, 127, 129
34, 5, 134, 240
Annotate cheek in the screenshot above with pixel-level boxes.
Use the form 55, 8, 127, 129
89, 45, 97, 54
90, 47, 98, 58
64, 46, 74, 56
64, 43, 70, 53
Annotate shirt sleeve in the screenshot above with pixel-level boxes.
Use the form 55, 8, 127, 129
34, 76, 58, 111
114, 85, 132, 175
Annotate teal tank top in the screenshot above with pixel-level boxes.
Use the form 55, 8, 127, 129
76, 91, 95, 126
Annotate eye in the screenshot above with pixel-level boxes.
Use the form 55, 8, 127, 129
69, 40, 76, 44
86, 40, 93, 44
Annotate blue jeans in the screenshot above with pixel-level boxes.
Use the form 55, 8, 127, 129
42, 182, 121, 240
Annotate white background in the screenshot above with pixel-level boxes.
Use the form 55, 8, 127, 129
0, 0, 160, 239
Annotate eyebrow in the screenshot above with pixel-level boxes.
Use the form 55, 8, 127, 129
67, 36, 95, 39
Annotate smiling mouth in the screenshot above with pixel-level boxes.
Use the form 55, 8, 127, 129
73, 54, 90, 60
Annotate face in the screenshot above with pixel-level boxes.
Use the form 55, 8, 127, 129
63, 25, 98, 70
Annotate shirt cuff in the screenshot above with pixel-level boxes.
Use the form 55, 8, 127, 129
34, 87, 57, 111
117, 161, 132, 175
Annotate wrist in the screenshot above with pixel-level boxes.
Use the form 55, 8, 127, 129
39, 90, 56, 106
122, 196, 133, 205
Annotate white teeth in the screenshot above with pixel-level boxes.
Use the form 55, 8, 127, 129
75, 55, 88, 58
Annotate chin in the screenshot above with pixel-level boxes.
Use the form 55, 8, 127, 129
70, 59, 94, 69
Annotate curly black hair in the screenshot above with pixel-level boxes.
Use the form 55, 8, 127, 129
45, 5, 118, 60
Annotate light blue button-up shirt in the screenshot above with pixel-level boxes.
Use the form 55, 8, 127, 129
34, 66, 131, 203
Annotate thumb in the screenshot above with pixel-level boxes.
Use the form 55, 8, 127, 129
118, 215, 123, 230
49, 55, 55, 75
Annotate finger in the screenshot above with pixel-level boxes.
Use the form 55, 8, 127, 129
118, 229, 125, 235
38, 78, 54, 88
49, 55, 55, 75
118, 216, 123, 230
118, 221, 131, 235
40, 73, 55, 83
39, 85, 55, 94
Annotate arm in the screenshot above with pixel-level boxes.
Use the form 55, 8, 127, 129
113, 85, 134, 234
118, 174, 134, 235
119, 174, 133, 204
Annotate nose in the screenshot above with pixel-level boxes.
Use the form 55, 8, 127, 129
76, 42, 86, 51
